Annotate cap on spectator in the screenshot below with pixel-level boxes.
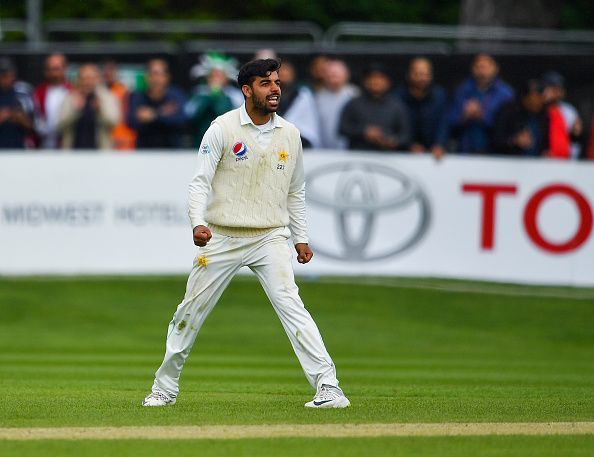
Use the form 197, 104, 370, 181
541, 71, 565, 88
0, 57, 16, 74
189, 52, 238, 80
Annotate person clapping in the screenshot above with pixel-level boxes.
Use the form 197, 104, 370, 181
57, 64, 120, 150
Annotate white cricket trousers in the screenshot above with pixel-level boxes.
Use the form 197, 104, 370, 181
152, 227, 339, 398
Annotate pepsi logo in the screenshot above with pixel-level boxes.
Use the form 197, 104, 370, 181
232, 142, 248, 157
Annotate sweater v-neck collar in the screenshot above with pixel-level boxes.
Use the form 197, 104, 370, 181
239, 103, 283, 129
240, 123, 280, 156
237, 105, 282, 155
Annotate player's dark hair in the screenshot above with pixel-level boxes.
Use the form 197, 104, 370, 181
237, 58, 281, 89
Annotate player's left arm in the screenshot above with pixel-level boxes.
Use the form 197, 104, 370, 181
287, 138, 313, 264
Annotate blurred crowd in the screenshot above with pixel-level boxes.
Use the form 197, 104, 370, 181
0, 51, 592, 159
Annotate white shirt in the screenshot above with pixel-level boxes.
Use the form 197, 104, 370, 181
42, 85, 70, 149
316, 85, 358, 150
188, 104, 308, 243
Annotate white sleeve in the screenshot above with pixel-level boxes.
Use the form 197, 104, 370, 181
287, 140, 308, 244
188, 123, 224, 229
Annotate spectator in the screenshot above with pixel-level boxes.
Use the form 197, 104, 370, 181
587, 117, 594, 160
33, 53, 72, 149
339, 63, 410, 151
57, 63, 120, 150
103, 61, 136, 150
436, 53, 514, 155
127, 59, 186, 149
277, 59, 321, 148
395, 57, 447, 156
185, 53, 240, 147
541, 71, 583, 159
492, 79, 548, 157
315, 58, 359, 150
0, 57, 34, 149
308, 55, 329, 93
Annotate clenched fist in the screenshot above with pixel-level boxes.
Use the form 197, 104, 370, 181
193, 225, 212, 247
295, 243, 313, 264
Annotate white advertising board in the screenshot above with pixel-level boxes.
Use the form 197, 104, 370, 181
0, 152, 593, 286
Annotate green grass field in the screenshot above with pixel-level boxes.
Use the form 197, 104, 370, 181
0, 275, 593, 456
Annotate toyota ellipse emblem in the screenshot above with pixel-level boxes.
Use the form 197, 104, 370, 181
306, 161, 431, 261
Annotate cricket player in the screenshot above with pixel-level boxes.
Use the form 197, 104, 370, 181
143, 59, 350, 409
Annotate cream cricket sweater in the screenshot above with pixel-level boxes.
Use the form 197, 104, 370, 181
188, 105, 308, 243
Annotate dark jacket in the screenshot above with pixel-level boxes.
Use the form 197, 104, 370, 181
395, 85, 447, 149
492, 101, 549, 157
339, 92, 411, 151
0, 86, 32, 149
128, 87, 187, 149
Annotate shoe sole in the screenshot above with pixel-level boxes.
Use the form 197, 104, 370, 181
141, 398, 176, 407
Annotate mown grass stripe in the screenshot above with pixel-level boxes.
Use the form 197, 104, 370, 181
313, 277, 594, 300
1, 423, 593, 440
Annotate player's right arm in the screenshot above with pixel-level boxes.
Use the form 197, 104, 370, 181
188, 122, 224, 246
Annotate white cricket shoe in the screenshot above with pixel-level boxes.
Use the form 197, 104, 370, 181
305, 384, 350, 408
142, 390, 176, 407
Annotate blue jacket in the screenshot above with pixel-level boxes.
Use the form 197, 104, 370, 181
437, 77, 514, 153
0, 86, 33, 149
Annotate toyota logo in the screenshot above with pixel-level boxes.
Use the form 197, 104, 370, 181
306, 161, 431, 261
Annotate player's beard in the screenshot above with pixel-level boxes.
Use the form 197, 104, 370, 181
252, 91, 279, 116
